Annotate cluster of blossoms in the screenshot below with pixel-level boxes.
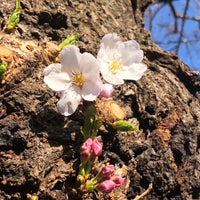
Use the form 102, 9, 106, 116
79, 138, 125, 193
43, 33, 147, 194
43, 33, 147, 116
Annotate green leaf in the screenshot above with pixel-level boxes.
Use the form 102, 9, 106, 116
113, 120, 138, 131
0, 61, 8, 80
58, 33, 79, 49
81, 105, 101, 139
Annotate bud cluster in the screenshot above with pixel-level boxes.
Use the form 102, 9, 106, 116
78, 139, 125, 193
85, 164, 125, 193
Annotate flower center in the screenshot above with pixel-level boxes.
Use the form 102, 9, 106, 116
109, 56, 122, 74
70, 69, 85, 87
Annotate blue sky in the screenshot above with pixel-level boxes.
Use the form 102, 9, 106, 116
144, 0, 200, 72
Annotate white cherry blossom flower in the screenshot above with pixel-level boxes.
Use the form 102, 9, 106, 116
97, 33, 147, 85
43, 45, 102, 116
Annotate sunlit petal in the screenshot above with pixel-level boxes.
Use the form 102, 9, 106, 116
101, 33, 122, 50
43, 63, 70, 91
60, 45, 81, 73
82, 78, 102, 101
98, 33, 123, 59
122, 40, 144, 64
80, 52, 100, 79
119, 63, 147, 80
57, 86, 81, 116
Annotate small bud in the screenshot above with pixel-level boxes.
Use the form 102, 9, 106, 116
77, 174, 85, 183
59, 33, 79, 49
80, 138, 93, 161
111, 174, 125, 186
100, 83, 114, 98
80, 138, 93, 152
91, 139, 102, 156
113, 120, 137, 131
98, 165, 115, 180
0, 61, 7, 80
96, 180, 116, 193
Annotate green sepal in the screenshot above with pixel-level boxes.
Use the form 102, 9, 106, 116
0, 61, 8, 80
58, 33, 79, 49
85, 178, 98, 192
113, 120, 138, 131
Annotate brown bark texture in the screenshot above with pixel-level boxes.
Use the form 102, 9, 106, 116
0, 0, 200, 199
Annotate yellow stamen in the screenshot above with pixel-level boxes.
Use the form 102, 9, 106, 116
70, 69, 85, 87
109, 56, 122, 74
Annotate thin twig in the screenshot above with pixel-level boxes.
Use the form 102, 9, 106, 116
175, 0, 190, 54
133, 183, 153, 200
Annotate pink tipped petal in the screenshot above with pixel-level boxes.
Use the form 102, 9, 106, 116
43, 63, 70, 91
60, 45, 81, 73
57, 86, 81, 116
120, 63, 147, 81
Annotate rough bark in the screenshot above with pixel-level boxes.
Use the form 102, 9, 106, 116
0, 0, 200, 199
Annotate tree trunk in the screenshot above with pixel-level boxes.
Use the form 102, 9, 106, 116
0, 0, 200, 199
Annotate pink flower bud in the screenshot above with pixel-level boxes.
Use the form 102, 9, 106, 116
80, 138, 93, 152
92, 139, 102, 156
111, 174, 125, 186
96, 180, 116, 193
100, 83, 114, 98
98, 165, 115, 179
80, 138, 93, 161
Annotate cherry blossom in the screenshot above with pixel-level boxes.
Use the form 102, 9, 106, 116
43, 45, 102, 116
97, 33, 147, 85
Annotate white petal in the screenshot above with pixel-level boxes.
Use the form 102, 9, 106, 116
97, 33, 123, 60
81, 77, 103, 101
119, 63, 147, 81
101, 33, 122, 49
124, 40, 140, 51
102, 73, 124, 85
80, 52, 100, 79
122, 40, 144, 64
43, 63, 70, 91
57, 86, 81, 116
60, 45, 81, 73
